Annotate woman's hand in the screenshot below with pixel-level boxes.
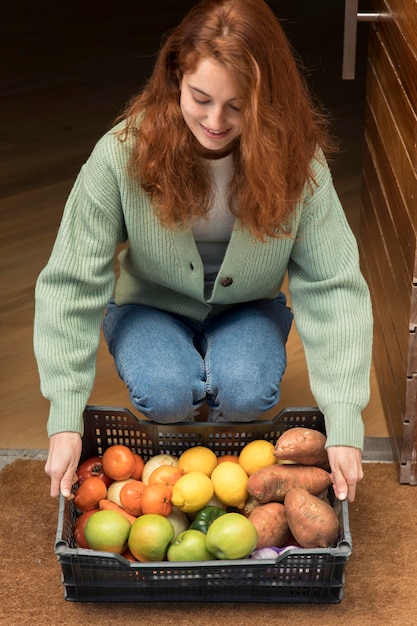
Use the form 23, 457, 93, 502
45, 432, 83, 498
326, 445, 363, 502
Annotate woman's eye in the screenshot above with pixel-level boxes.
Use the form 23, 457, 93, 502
194, 97, 210, 105
229, 104, 240, 112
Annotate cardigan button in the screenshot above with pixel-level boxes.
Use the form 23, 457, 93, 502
221, 277, 233, 287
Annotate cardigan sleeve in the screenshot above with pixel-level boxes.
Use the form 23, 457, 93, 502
287, 155, 373, 450
33, 132, 127, 437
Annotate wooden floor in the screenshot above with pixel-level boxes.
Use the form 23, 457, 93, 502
0, 0, 388, 451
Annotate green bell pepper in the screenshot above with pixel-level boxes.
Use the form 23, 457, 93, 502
189, 505, 227, 534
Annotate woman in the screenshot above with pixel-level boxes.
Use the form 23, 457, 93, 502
34, 0, 373, 502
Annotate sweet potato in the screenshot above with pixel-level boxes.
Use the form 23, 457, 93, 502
247, 464, 332, 503
248, 502, 290, 549
274, 427, 329, 469
284, 487, 339, 548
240, 495, 259, 517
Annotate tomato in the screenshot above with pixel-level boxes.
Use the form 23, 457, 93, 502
77, 456, 113, 488
73, 509, 97, 548
130, 453, 145, 480
122, 547, 139, 562
74, 476, 108, 512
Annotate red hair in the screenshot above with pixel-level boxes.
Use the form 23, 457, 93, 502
117, 0, 333, 239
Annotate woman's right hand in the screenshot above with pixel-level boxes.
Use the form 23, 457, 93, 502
45, 432, 83, 498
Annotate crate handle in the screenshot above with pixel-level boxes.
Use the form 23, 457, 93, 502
332, 539, 352, 556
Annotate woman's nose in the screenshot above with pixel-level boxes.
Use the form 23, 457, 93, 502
207, 105, 226, 129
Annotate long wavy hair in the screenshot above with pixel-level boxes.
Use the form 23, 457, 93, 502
117, 0, 333, 239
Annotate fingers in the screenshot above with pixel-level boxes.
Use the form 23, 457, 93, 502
60, 470, 78, 499
46, 464, 77, 498
50, 474, 61, 499
45, 432, 82, 498
331, 472, 356, 502
331, 473, 349, 502
45, 457, 60, 498
327, 446, 363, 503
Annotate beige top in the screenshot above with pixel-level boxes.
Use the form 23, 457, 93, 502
192, 155, 235, 291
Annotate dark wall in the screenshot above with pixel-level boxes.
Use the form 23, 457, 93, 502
1, 1, 369, 196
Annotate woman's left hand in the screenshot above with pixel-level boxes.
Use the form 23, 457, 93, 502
326, 445, 364, 502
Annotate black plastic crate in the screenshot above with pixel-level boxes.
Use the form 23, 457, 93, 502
54, 405, 352, 603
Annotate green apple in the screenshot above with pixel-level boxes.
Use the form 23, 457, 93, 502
205, 513, 258, 560
128, 513, 174, 561
167, 529, 216, 562
84, 510, 131, 554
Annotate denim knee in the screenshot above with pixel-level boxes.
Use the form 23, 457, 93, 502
129, 391, 197, 424
211, 379, 280, 422
127, 370, 202, 424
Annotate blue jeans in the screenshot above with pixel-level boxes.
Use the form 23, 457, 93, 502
103, 295, 293, 423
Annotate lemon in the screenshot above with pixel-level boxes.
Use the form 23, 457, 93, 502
238, 439, 277, 476
210, 461, 249, 510
171, 471, 214, 513
177, 446, 218, 477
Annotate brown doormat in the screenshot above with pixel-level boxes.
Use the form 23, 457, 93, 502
1, 459, 416, 626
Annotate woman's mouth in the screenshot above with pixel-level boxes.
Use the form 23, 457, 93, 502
200, 124, 231, 140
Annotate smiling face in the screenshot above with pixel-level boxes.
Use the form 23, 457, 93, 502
179, 57, 242, 155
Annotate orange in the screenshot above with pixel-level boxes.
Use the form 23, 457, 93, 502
148, 464, 183, 487
106, 478, 135, 506
141, 454, 179, 484
141, 483, 173, 516
101, 445, 136, 481
119, 480, 146, 516
217, 454, 239, 465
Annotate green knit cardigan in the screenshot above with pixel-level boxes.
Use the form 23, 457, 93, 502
34, 123, 373, 448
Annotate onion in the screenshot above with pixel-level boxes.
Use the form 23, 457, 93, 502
106, 478, 135, 506
141, 454, 179, 484
250, 545, 300, 559
250, 547, 282, 559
